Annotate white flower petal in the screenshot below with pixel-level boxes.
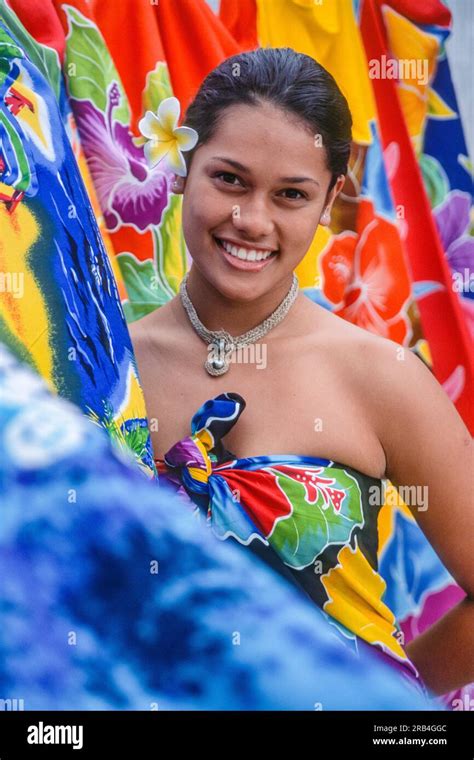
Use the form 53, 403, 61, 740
138, 111, 160, 139
165, 141, 188, 176
144, 140, 163, 169
157, 96, 181, 133
174, 126, 198, 151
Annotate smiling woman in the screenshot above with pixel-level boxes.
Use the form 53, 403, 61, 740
174, 46, 349, 307
129, 47, 474, 703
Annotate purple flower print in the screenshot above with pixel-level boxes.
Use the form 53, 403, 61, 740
435, 190, 474, 336
73, 83, 172, 232
435, 190, 474, 279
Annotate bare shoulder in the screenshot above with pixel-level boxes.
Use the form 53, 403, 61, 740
128, 299, 180, 354
316, 311, 439, 422
338, 320, 457, 432
301, 301, 445, 438
338, 325, 473, 603
328, 315, 472, 487
302, 300, 407, 386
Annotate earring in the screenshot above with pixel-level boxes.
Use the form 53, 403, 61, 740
321, 207, 330, 224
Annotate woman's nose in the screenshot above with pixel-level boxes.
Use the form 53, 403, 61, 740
230, 196, 275, 238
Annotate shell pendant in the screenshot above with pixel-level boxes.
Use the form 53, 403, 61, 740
205, 337, 234, 376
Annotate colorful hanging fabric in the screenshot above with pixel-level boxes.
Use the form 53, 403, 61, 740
360, 0, 473, 429
0, 3, 155, 476
359, 0, 474, 711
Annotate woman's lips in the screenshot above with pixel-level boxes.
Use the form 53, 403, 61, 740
213, 236, 278, 272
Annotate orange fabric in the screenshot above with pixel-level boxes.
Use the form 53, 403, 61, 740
91, 0, 166, 131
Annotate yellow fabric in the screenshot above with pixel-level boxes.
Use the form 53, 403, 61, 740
255, 0, 375, 145
322, 539, 408, 662
188, 432, 214, 483
382, 5, 450, 155
295, 223, 331, 288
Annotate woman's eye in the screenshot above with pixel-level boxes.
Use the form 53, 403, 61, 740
280, 188, 306, 200
214, 172, 242, 186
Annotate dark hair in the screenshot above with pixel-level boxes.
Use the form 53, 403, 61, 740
183, 47, 352, 194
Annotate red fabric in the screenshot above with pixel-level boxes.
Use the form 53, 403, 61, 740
154, 0, 241, 113
361, 0, 474, 432
8, 0, 66, 61
385, 0, 451, 27
10, 0, 242, 129
213, 467, 292, 536
90, 0, 165, 130
219, 0, 259, 51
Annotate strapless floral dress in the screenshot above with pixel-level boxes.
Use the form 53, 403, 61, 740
155, 392, 428, 696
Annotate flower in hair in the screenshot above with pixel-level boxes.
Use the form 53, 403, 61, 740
136, 96, 198, 176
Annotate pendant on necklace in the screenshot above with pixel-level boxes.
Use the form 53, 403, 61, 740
205, 336, 234, 376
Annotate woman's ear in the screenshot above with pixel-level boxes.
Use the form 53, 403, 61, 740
319, 174, 346, 226
172, 175, 186, 194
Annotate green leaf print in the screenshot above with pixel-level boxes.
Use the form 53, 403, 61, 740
63, 5, 129, 124
0, 25, 23, 62
153, 193, 187, 297
269, 466, 364, 570
86, 402, 153, 476
419, 153, 449, 209
0, 109, 31, 192
142, 61, 173, 115
117, 253, 173, 323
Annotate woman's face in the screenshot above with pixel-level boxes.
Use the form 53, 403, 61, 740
175, 100, 344, 303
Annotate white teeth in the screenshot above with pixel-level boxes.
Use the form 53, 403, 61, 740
219, 239, 274, 261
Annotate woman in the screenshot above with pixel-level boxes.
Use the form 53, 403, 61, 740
130, 48, 473, 699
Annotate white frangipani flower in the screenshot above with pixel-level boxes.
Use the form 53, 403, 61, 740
137, 96, 198, 176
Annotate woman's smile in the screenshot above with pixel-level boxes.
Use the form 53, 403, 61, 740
213, 235, 279, 272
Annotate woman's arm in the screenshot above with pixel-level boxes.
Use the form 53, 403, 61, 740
370, 343, 474, 695
404, 597, 474, 695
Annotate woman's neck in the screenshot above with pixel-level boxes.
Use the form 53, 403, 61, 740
179, 265, 300, 336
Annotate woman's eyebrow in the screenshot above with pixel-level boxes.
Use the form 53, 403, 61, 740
210, 156, 320, 187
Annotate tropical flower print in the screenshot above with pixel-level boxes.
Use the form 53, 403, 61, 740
0, 16, 155, 476
434, 190, 474, 337
320, 199, 412, 342
73, 83, 172, 232
322, 538, 409, 664
154, 391, 425, 689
